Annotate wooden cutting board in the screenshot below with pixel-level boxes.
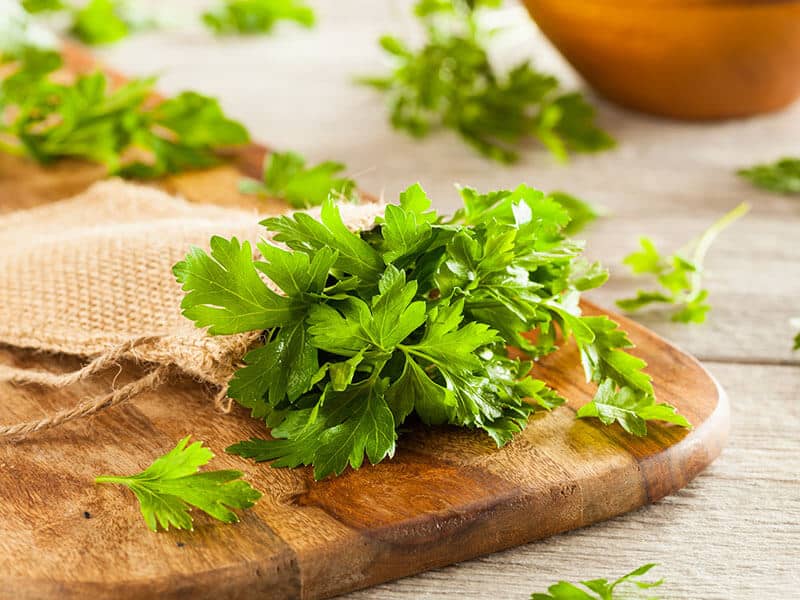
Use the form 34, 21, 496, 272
0, 46, 728, 600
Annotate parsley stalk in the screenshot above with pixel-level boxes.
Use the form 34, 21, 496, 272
617, 203, 749, 324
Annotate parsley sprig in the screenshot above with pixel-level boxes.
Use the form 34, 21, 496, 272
0, 47, 250, 177
203, 0, 315, 36
617, 203, 749, 324
239, 150, 358, 208
360, 0, 614, 163
738, 157, 800, 195
531, 563, 663, 600
175, 184, 689, 480
96, 436, 262, 532
21, 0, 153, 46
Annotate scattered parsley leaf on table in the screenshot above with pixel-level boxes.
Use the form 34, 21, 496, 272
617, 203, 749, 324
792, 318, 800, 351
531, 563, 664, 600
70, 0, 131, 45
95, 436, 262, 532
175, 183, 689, 480
203, 0, 315, 35
738, 157, 800, 195
239, 150, 358, 208
360, 0, 614, 163
0, 48, 249, 177
21, 0, 66, 12
20, 0, 152, 46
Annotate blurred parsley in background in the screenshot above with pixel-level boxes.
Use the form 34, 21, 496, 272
360, 0, 614, 163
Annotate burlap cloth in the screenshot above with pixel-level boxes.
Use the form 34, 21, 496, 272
0, 179, 385, 437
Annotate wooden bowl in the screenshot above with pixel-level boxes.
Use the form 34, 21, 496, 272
521, 0, 800, 119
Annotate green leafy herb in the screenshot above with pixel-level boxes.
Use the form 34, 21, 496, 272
360, 0, 613, 163
792, 318, 800, 351
239, 150, 358, 208
738, 157, 800, 195
70, 0, 132, 46
95, 436, 262, 532
617, 203, 749, 324
0, 49, 249, 177
175, 183, 689, 480
20, 0, 152, 46
531, 563, 664, 600
203, 0, 315, 35
21, 0, 66, 13
548, 191, 599, 235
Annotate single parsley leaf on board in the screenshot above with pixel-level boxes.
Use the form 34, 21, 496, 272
95, 436, 262, 532
738, 157, 800, 195
360, 0, 613, 163
239, 150, 358, 208
0, 49, 249, 177
617, 203, 749, 324
576, 378, 688, 437
178, 182, 687, 479
791, 318, 800, 351
531, 563, 664, 600
203, 0, 315, 35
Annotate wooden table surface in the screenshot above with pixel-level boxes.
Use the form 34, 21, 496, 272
83, 1, 799, 598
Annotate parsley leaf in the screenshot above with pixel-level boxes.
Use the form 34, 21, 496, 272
617, 203, 749, 324
95, 436, 261, 532
20, 0, 153, 46
548, 191, 600, 235
21, 0, 66, 13
576, 378, 688, 437
173, 236, 304, 335
738, 157, 800, 195
531, 563, 664, 600
70, 0, 131, 46
203, 0, 315, 35
178, 183, 689, 479
360, 0, 613, 163
239, 150, 358, 208
792, 318, 800, 351
0, 49, 249, 177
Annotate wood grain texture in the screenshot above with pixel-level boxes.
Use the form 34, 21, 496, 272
0, 40, 729, 600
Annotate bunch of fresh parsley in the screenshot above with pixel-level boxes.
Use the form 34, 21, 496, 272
203, 0, 315, 36
174, 184, 689, 480
239, 150, 358, 208
738, 157, 800, 195
0, 46, 250, 178
531, 563, 663, 600
96, 436, 261, 532
360, 0, 614, 163
617, 203, 749, 324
